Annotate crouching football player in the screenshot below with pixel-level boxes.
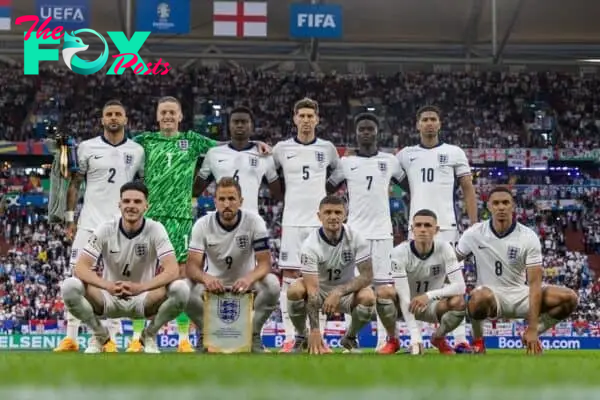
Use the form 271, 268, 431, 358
60, 182, 190, 353
286, 195, 375, 354
185, 177, 279, 353
377, 209, 467, 355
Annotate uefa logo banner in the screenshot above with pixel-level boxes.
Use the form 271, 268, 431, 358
203, 291, 253, 353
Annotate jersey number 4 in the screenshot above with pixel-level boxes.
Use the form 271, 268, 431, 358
122, 263, 131, 277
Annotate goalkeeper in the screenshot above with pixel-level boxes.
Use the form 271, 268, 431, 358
127, 96, 270, 353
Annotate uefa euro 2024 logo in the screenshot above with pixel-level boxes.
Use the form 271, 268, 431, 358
16, 15, 172, 76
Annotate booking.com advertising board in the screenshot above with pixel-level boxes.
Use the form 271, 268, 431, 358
2, 327, 599, 351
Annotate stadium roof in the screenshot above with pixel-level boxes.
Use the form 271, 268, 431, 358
3, 0, 600, 65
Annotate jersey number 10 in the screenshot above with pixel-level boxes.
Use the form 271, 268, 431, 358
421, 168, 434, 182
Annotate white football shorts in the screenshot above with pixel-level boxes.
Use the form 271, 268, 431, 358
369, 238, 394, 285
101, 290, 148, 319
279, 226, 317, 269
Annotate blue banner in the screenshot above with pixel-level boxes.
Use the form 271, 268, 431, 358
289, 4, 342, 39
136, 0, 190, 34
36, 0, 90, 30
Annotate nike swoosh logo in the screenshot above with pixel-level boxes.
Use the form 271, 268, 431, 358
477, 246, 487, 249
350, 167, 358, 171
110, 250, 119, 253
218, 159, 226, 162
287, 155, 296, 159
409, 157, 417, 162
94, 156, 103, 159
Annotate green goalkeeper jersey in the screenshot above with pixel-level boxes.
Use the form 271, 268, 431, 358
134, 130, 218, 219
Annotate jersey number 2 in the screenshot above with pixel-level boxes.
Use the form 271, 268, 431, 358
107, 168, 116, 183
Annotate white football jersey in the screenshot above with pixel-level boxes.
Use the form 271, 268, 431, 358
300, 224, 371, 291
328, 152, 405, 239
390, 240, 461, 297
456, 220, 543, 287
396, 143, 471, 230
273, 138, 340, 227
188, 210, 270, 286
82, 218, 174, 283
198, 143, 278, 213
77, 136, 145, 230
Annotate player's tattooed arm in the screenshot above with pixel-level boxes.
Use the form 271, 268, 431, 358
335, 258, 373, 296
304, 273, 321, 330
66, 173, 83, 212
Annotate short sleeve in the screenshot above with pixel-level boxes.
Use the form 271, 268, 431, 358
272, 142, 283, 169
453, 147, 471, 178
188, 217, 208, 254
525, 231, 543, 267
263, 156, 279, 183
77, 141, 91, 175
456, 228, 474, 258
390, 156, 406, 183
327, 157, 346, 186
251, 213, 270, 252
197, 150, 214, 179
153, 222, 175, 260
441, 242, 462, 275
390, 246, 408, 278
395, 148, 406, 170
137, 148, 145, 179
82, 223, 109, 261
327, 142, 341, 171
300, 240, 319, 275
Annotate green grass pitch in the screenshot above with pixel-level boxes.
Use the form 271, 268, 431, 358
0, 350, 598, 400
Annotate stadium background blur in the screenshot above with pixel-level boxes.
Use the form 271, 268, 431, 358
0, 0, 599, 341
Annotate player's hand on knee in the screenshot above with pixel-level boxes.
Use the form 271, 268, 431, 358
232, 277, 253, 294
322, 290, 341, 314
409, 295, 428, 314
106, 282, 122, 297
204, 276, 225, 293
308, 329, 327, 355
523, 327, 542, 355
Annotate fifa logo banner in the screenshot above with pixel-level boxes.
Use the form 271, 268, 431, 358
203, 291, 253, 353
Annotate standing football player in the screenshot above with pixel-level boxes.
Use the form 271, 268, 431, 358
273, 98, 341, 352
287, 195, 375, 354
456, 187, 578, 354
385, 209, 467, 355
60, 181, 189, 353
396, 105, 477, 352
327, 113, 405, 350
185, 177, 279, 352
130, 97, 270, 352
196, 106, 282, 212
54, 100, 145, 353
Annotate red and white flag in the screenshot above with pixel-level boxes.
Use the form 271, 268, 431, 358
213, 1, 267, 37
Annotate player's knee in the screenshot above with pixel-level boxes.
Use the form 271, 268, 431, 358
260, 274, 281, 301
356, 287, 376, 307
61, 277, 84, 304
168, 279, 191, 306
448, 295, 466, 311
467, 288, 493, 320
286, 279, 306, 301
287, 298, 306, 315
354, 303, 375, 321
375, 284, 396, 301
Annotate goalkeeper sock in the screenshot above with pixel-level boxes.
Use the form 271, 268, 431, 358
132, 319, 145, 340
176, 313, 190, 343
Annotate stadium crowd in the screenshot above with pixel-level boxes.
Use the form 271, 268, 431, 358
0, 65, 599, 333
